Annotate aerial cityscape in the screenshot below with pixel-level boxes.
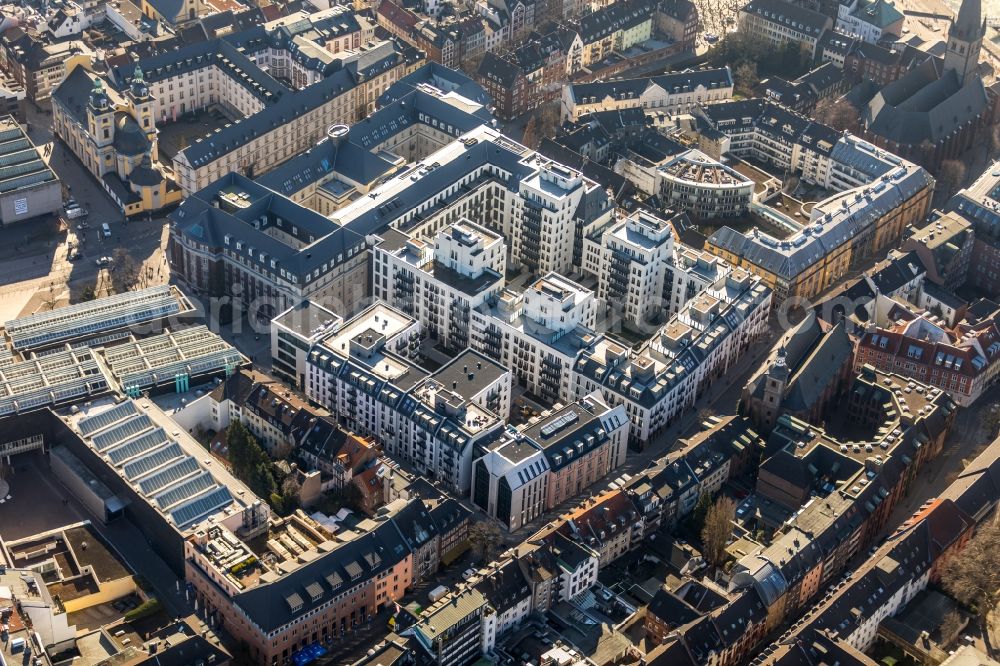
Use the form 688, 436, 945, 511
0, 0, 998, 663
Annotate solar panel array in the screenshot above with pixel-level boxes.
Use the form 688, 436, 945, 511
154, 471, 216, 510
138, 456, 200, 495
0, 122, 56, 195
77, 401, 236, 531
93, 414, 154, 451
170, 486, 234, 529
4, 285, 182, 351
107, 428, 172, 466
106, 427, 170, 465
79, 400, 139, 436
0, 170, 55, 193
122, 442, 184, 480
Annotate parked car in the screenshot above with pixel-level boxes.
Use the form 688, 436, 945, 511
95, 256, 113, 267
68, 251, 82, 261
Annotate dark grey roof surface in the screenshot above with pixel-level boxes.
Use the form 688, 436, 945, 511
430, 349, 507, 401
233, 520, 409, 633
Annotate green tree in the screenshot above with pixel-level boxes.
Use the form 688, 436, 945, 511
226, 422, 277, 500
691, 493, 713, 532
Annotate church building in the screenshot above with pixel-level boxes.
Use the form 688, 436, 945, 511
862, 0, 996, 173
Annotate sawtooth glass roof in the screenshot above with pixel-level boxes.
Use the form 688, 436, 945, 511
3, 286, 186, 352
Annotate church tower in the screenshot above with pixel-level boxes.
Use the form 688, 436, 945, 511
945, 0, 985, 86
127, 65, 157, 150
87, 77, 113, 149
761, 346, 790, 430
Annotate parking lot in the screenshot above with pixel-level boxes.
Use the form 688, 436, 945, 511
0, 104, 170, 321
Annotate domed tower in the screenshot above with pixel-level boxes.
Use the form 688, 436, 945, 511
945, 0, 985, 86
87, 77, 114, 149
127, 64, 156, 150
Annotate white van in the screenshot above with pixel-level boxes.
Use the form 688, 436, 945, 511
101, 223, 111, 238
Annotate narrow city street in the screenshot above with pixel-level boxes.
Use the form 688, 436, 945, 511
501, 322, 781, 543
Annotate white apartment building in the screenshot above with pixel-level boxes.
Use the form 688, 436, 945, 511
471, 393, 629, 530
512, 157, 604, 275
656, 149, 755, 219
305, 303, 511, 491
581, 209, 738, 329
271, 300, 343, 389
663, 246, 734, 317
573, 270, 771, 443
372, 220, 506, 352
470, 273, 600, 404
589, 209, 677, 330
473, 434, 549, 531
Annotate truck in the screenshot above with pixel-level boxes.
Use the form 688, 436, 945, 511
65, 206, 88, 220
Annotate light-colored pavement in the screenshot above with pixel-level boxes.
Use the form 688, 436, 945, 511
0, 104, 170, 320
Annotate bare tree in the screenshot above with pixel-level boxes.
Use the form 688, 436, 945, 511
111, 248, 141, 294
460, 51, 486, 78
698, 0, 743, 35
700, 496, 736, 566
940, 521, 1000, 655
40, 283, 59, 311
979, 404, 1000, 439
936, 159, 968, 203
813, 98, 861, 134
990, 125, 1000, 160
522, 115, 540, 149
468, 520, 503, 563
938, 608, 966, 647
733, 62, 758, 97
71, 280, 97, 303
537, 102, 560, 139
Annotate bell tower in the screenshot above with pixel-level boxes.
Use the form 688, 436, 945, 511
945, 0, 985, 85
127, 64, 157, 159
761, 346, 790, 430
